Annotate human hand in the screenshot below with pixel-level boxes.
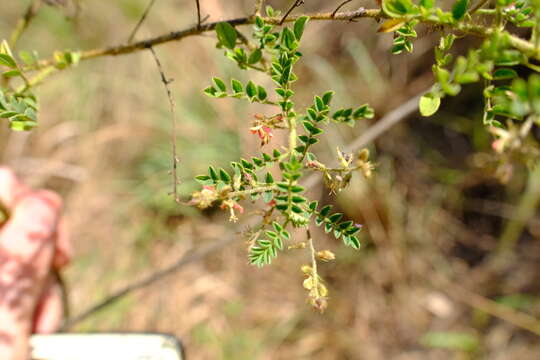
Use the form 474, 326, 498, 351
0, 168, 71, 360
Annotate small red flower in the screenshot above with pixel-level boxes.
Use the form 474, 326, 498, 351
250, 125, 273, 146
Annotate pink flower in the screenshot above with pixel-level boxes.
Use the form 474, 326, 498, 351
250, 125, 273, 146
220, 199, 244, 222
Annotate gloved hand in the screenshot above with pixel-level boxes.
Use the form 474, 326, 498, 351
0, 167, 71, 360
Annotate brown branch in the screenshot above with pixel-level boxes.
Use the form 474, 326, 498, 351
148, 47, 180, 203
59, 234, 237, 331
332, 0, 353, 18
28, 9, 381, 72
195, 0, 202, 28
435, 275, 540, 337
59, 90, 424, 330
127, 0, 159, 43
280, 0, 305, 25
26, 9, 540, 75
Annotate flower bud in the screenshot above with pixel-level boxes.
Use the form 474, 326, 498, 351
316, 250, 336, 262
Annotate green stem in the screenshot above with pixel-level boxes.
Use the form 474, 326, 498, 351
16, 66, 57, 94
228, 184, 277, 198
9, 0, 41, 47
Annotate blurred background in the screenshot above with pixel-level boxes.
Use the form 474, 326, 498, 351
1, 0, 540, 359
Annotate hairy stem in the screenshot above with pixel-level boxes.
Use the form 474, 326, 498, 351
23, 8, 540, 82
9, 0, 41, 47
307, 230, 320, 299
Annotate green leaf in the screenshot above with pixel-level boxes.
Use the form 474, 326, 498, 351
382, 0, 415, 17
281, 28, 296, 50
419, 0, 435, 9
215, 22, 237, 49
322, 91, 334, 105
262, 153, 272, 162
255, 16, 264, 28
451, 0, 469, 20
419, 93, 441, 116
212, 77, 227, 92
492, 68, 518, 80
344, 235, 361, 249
219, 168, 231, 183
315, 96, 324, 112
246, 81, 257, 98
0, 54, 17, 68
2, 70, 21, 78
353, 104, 375, 119
9, 120, 36, 131
328, 213, 343, 223
203, 86, 217, 97
231, 79, 243, 94
195, 175, 211, 182
320, 205, 332, 217
208, 166, 218, 181
257, 86, 268, 101
248, 49, 262, 64
293, 16, 309, 40
272, 222, 283, 233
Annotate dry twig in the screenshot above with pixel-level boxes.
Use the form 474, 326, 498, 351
280, 0, 305, 25
127, 0, 158, 43
332, 0, 353, 18
148, 47, 180, 203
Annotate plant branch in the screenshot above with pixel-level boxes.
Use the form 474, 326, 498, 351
25, 9, 539, 77
228, 185, 277, 198
307, 230, 319, 297
10, 0, 42, 47
332, 0, 353, 18
59, 234, 238, 331
469, 0, 491, 14
434, 273, 540, 336
280, 0, 305, 25
148, 47, 180, 203
195, 0, 202, 28
127, 0, 159, 43
60, 90, 423, 330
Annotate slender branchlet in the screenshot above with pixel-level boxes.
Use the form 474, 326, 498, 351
280, 0, 305, 25
331, 0, 353, 18
9, 0, 41, 47
127, 0, 159, 43
148, 46, 180, 203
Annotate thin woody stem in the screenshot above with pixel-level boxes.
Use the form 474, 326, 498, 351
280, 0, 305, 25
332, 0, 353, 18
24, 8, 540, 78
148, 47, 180, 202
127, 0, 159, 43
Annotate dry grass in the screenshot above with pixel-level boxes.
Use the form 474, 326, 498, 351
1, 0, 539, 359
